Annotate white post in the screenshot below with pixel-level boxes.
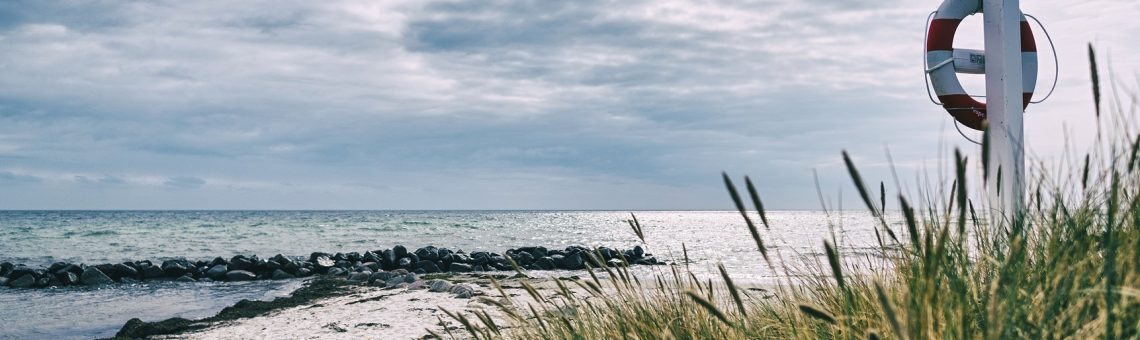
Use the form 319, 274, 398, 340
983, 0, 1025, 221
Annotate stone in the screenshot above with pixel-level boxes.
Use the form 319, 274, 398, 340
415, 246, 439, 261
515, 251, 535, 265
385, 276, 405, 288
447, 263, 473, 272
398, 257, 413, 270
362, 251, 381, 264
529, 246, 548, 259
606, 258, 627, 267
632, 246, 645, 258
0, 262, 12, 277
381, 249, 397, 270
114, 263, 139, 279
561, 252, 585, 270
80, 267, 115, 285
393, 245, 408, 259
271, 269, 294, 280
120, 277, 141, 284
225, 270, 257, 281
206, 264, 228, 280
327, 267, 347, 276
295, 268, 312, 277
9, 274, 35, 288
403, 272, 417, 283
449, 284, 476, 299
369, 271, 393, 284
174, 275, 196, 282
407, 280, 426, 290
59, 272, 80, 285
347, 272, 371, 283
346, 252, 362, 262
0, 277, 7, 286
9, 267, 35, 281
141, 265, 164, 279
210, 257, 228, 267
535, 257, 556, 270
428, 279, 453, 293
415, 260, 441, 273
161, 260, 189, 278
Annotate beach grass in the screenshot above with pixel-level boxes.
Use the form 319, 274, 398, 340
441, 45, 1139, 339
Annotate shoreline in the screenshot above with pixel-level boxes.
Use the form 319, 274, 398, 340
107, 272, 577, 339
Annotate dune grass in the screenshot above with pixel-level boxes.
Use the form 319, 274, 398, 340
440, 46, 1139, 339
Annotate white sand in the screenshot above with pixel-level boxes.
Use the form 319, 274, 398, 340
157, 275, 563, 340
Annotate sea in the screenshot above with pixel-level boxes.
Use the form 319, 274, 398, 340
0, 210, 883, 339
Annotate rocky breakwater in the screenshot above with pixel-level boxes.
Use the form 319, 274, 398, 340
0, 245, 661, 289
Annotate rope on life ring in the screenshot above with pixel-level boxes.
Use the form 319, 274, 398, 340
924, 0, 1038, 132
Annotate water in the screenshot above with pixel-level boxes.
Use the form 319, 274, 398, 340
0, 210, 881, 339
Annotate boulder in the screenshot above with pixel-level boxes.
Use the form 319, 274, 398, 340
369, 271, 392, 284
561, 252, 585, 269
362, 251, 381, 264
407, 280, 426, 290
0, 277, 7, 286
174, 275, 196, 282
415, 246, 439, 261
403, 272, 417, 283
393, 245, 408, 259
113, 263, 139, 279
295, 268, 312, 277
398, 258, 413, 270
9, 274, 35, 288
327, 267, 347, 276
59, 272, 80, 285
447, 263, 473, 272
161, 260, 189, 278
428, 280, 454, 293
141, 265, 164, 279
0, 262, 12, 277
80, 267, 115, 285
535, 257, 556, 270
206, 265, 229, 280
271, 269, 294, 280
225, 270, 256, 281
415, 260, 441, 273
347, 272, 371, 283
449, 284, 476, 299
385, 276, 405, 288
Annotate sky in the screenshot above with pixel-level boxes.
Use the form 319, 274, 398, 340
0, 0, 1137, 210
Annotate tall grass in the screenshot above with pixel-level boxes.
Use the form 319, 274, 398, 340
440, 46, 1139, 339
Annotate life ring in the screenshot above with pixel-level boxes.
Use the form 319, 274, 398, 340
926, 0, 1037, 131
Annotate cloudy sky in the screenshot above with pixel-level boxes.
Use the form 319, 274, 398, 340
0, 0, 1137, 210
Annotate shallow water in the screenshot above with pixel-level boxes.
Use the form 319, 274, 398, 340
0, 210, 881, 339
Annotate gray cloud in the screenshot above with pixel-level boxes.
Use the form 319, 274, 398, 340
0, 0, 1136, 209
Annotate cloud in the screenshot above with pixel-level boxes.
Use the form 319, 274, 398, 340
0, 0, 1136, 209
164, 176, 207, 189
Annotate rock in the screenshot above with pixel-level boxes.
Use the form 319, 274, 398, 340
210, 257, 228, 267
327, 267, 347, 276
225, 270, 256, 281
393, 245, 408, 259
385, 276, 405, 288
295, 268, 312, 277
606, 258, 627, 267
9, 274, 35, 288
48, 262, 69, 273
271, 269, 294, 280
381, 249, 397, 270
634, 257, 659, 265
0, 262, 12, 277
529, 247, 548, 259
206, 265, 229, 280
314, 256, 335, 270
80, 267, 115, 285
161, 260, 189, 278
362, 251, 381, 264
141, 265, 164, 279
0, 277, 7, 286
515, 251, 535, 265
428, 280, 454, 293
58, 272, 80, 285
347, 272, 371, 283
361, 262, 380, 272
447, 263, 473, 272
415, 246, 439, 261
403, 272, 417, 283
632, 245, 645, 258
535, 257, 556, 270
174, 275, 196, 282
121, 277, 141, 284
561, 252, 585, 269
346, 252, 362, 262
109, 262, 137, 278
9, 267, 34, 281
407, 280, 426, 290
449, 284, 476, 299
415, 260, 441, 273
369, 271, 393, 284
398, 257, 413, 270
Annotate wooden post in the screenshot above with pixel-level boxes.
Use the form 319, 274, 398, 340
983, 0, 1025, 221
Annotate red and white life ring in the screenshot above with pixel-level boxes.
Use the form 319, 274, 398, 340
926, 0, 1037, 131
